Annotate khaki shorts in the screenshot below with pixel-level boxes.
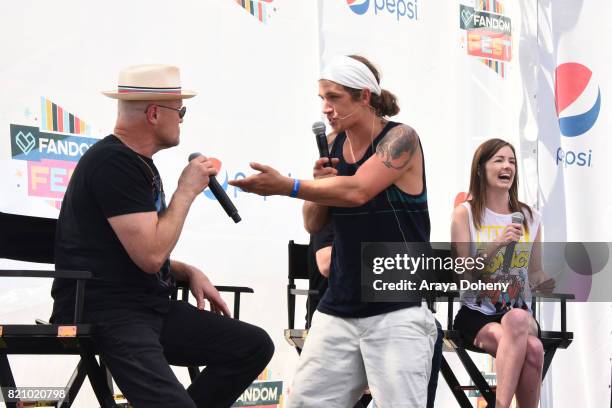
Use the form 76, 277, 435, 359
286, 304, 437, 408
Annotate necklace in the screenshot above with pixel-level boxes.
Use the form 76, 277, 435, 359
345, 115, 383, 164
135, 154, 156, 180
114, 134, 160, 189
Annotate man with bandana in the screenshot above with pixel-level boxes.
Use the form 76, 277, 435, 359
230, 55, 436, 408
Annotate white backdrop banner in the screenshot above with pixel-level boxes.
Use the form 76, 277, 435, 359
0, 1, 319, 406
0, 0, 608, 407
536, 0, 611, 407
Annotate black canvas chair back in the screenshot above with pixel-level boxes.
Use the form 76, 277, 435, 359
0, 211, 55, 263
285, 240, 321, 354
0, 211, 255, 407
288, 239, 310, 282
0, 211, 117, 408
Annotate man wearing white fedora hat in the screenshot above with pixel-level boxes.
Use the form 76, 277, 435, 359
50, 64, 274, 408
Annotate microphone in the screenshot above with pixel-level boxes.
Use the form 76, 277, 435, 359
312, 121, 332, 167
188, 152, 241, 223
502, 212, 524, 273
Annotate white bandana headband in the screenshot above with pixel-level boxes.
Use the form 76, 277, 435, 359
320, 56, 382, 96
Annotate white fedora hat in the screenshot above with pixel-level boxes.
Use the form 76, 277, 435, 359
102, 64, 196, 100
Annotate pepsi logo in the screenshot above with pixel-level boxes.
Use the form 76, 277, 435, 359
555, 63, 601, 137
454, 192, 469, 208
347, 0, 418, 20
347, 0, 370, 15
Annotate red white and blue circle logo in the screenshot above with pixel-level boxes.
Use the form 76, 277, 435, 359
555, 63, 601, 137
347, 0, 370, 15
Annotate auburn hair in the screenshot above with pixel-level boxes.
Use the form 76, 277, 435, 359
467, 138, 532, 232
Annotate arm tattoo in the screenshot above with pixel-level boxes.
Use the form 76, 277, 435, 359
375, 125, 418, 170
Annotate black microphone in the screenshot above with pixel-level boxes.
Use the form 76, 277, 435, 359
312, 121, 332, 167
502, 212, 524, 273
188, 152, 241, 223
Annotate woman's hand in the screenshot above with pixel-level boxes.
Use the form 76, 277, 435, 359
496, 223, 523, 247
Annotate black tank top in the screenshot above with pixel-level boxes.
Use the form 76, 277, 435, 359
317, 121, 431, 317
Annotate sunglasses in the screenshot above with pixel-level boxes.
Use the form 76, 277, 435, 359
145, 104, 187, 119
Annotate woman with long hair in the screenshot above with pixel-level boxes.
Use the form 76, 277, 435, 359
451, 138, 554, 408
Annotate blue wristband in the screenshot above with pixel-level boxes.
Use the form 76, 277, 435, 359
290, 178, 300, 198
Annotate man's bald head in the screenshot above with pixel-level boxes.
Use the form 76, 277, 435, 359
118, 100, 152, 120
114, 98, 184, 155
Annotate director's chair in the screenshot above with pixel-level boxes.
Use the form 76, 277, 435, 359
429, 244, 574, 408
0, 211, 253, 407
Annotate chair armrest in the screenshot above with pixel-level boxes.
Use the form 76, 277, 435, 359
173, 281, 254, 320
0, 269, 92, 325
215, 286, 254, 320
423, 291, 460, 312
290, 289, 319, 296
531, 292, 575, 300
436, 290, 460, 301
215, 286, 255, 294
174, 281, 254, 294
0, 269, 93, 279
437, 291, 461, 331
531, 292, 573, 334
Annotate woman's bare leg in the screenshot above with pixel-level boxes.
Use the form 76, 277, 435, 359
514, 333, 544, 407
473, 309, 537, 408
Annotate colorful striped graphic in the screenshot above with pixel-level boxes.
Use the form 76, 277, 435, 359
257, 367, 272, 381
476, 0, 508, 78
482, 57, 506, 78
40, 97, 92, 135
234, 0, 275, 23
479, 0, 504, 14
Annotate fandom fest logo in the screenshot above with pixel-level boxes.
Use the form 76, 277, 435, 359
346, 0, 419, 21
555, 62, 601, 169
233, 381, 282, 407
459, 1, 511, 78
9, 98, 99, 204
